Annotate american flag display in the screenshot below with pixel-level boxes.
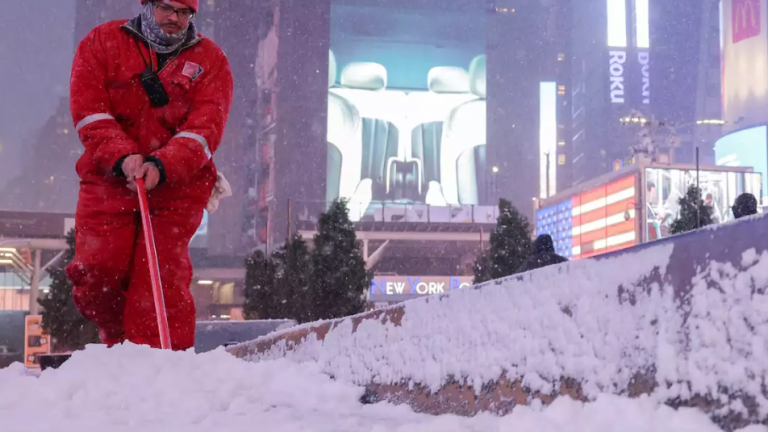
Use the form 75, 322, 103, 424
536, 175, 638, 259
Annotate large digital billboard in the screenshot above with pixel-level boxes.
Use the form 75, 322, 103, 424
721, 0, 768, 132
715, 125, 768, 203
327, 1, 486, 220
536, 175, 639, 260
645, 167, 762, 240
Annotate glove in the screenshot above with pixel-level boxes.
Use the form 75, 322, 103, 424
207, 171, 233, 214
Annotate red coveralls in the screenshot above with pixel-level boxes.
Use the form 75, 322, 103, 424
66, 18, 233, 350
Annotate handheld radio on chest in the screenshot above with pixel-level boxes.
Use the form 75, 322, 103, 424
135, 38, 171, 108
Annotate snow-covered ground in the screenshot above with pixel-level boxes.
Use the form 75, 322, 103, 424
0, 343, 763, 432
3, 211, 767, 431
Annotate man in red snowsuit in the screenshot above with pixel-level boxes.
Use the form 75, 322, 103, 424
66, 0, 233, 351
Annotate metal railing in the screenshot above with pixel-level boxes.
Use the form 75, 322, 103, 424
293, 200, 500, 226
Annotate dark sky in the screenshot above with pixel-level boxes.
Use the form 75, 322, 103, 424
0, 0, 76, 188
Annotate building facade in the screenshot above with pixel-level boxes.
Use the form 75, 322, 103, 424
567, 0, 722, 189
569, 0, 652, 186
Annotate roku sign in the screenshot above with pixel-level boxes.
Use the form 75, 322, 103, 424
370, 276, 472, 296
609, 51, 626, 104
609, 50, 650, 105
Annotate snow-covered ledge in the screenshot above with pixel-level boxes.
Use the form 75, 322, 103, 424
228, 214, 768, 431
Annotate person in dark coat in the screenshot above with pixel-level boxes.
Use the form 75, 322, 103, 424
732, 192, 758, 220
517, 234, 568, 273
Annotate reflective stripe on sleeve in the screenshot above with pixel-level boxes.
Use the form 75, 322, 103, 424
75, 113, 115, 132
174, 131, 212, 160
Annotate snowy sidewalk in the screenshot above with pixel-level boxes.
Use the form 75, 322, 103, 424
0, 344, 762, 432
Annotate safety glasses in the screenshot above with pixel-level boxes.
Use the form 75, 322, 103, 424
153, 2, 195, 21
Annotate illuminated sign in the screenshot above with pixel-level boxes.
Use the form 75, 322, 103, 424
607, 0, 650, 106
536, 175, 638, 259
24, 315, 50, 369
721, 0, 768, 132
715, 126, 768, 202
733, 0, 760, 44
635, 0, 650, 49
607, 0, 628, 48
639, 52, 650, 104
369, 276, 472, 297
720, 1, 725, 51
540, 82, 557, 198
609, 51, 627, 103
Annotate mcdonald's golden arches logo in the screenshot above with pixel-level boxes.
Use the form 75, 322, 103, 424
733, 0, 761, 43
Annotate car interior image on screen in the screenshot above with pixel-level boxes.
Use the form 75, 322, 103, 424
327, 0, 487, 221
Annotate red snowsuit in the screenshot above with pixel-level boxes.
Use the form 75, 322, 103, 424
66, 17, 233, 350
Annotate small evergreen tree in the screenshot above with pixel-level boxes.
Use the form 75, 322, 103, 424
243, 250, 277, 320
37, 229, 100, 352
271, 235, 312, 322
473, 199, 533, 283
472, 251, 492, 284
670, 184, 714, 234
308, 199, 370, 321
244, 237, 313, 323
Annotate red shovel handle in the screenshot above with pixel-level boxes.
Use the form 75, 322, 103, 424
136, 178, 173, 350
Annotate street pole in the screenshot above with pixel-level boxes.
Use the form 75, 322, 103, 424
696, 146, 701, 229
545, 153, 551, 198
286, 198, 292, 242
486, 174, 491, 204
29, 250, 41, 315
670, 140, 675, 164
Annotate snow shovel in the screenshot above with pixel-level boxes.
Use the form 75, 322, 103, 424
136, 177, 173, 350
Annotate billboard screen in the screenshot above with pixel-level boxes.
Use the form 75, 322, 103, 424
327, 1, 487, 220
721, 0, 768, 131
536, 175, 639, 260
645, 167, 762, 240
715, 125, 768, 202
539, 82, 557, 198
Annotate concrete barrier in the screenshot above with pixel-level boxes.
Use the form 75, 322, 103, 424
195, 319, 297, 354
228, 214, 768, 431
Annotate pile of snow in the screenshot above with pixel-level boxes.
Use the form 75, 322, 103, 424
0, 343, 762, 432
250, 244, 674, 391
664, 247, 768, 410
245, 243, 768, 414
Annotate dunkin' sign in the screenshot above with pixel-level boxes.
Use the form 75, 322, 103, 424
733, 0, 761, 44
